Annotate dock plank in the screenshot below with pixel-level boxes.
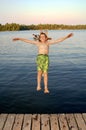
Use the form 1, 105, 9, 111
0, 114, 8, 130
32, 114, 40, 130
22, 114, 32, 130
0, 113, 86, 130
82, 113, 86, 123
50, 114, 60, 130
74, 113, 86, 130
41, 114, 50, 130
3, 114, 15, 130
12, 114, 24, 130
66, 114, 78, 130
58, 114, 69, 130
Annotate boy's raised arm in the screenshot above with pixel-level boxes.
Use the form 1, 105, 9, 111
48, 33, 73, 45
13, 38, 38, 45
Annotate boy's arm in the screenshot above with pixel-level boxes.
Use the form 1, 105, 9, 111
13, 38, 39, 45
48, 33, 73, 45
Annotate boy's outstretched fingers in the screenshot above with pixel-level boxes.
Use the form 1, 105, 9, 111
13, 38, 20, 41
67, 33, 73, 38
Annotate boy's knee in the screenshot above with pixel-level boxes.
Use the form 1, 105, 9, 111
43, 72, 48, 76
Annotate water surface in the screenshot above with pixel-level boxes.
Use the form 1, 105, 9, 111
0, 30, 86, 113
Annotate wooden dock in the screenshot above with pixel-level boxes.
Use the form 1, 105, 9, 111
0, 113, 86, 130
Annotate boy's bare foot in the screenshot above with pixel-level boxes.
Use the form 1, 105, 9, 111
44, 88, 49, 93
37, 87, 41, 91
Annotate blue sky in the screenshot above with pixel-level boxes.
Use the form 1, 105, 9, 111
0, 0, 86, 25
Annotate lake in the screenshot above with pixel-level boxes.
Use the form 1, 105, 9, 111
0, 30, 86, 113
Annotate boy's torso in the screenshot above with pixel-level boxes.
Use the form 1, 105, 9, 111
37, 42, 49, 55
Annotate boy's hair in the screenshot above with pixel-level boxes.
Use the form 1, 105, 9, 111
39, 32, 48, 42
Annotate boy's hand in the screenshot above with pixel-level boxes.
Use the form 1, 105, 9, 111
67, 33, 73, 38
13, 38, 20, 41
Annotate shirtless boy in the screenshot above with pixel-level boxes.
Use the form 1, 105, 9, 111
13, 32, 73, 93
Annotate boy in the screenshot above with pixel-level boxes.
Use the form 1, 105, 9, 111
13, 32, 73, 93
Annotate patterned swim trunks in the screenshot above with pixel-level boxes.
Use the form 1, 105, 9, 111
36, 54, 49, 73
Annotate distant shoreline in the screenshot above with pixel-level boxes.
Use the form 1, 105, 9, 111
0, 23, 86, 31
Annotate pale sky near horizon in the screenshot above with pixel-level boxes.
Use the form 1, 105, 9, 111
0, 0, 86, 25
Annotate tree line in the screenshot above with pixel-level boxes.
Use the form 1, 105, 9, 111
0, 23, 86, 31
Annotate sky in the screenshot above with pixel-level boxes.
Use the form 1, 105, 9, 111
0, 0, 86, 25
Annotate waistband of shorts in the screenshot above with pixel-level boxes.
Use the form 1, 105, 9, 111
38, 54, 48, 56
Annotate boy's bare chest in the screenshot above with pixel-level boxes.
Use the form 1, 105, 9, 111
39, 44, 49, 50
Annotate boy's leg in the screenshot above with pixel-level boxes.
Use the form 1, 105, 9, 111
37, 70, 42, 91
44, 72, 49, 93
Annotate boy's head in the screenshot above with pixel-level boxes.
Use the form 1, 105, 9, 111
39, 32, 48, 42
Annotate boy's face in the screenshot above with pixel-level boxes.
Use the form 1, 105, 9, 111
40, 34, 47, 42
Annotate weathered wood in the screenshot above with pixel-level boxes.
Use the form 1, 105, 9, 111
0, 114, 8, 130
50, 114, 60, 130
22, 114, 32, 130
32, 114, 40, 130
66, 114, 78, 130
82, 113, 86, 123
3, 114, 15, 130
0, 113, 86, 130
12, 114, 24, 130
41, 114, 50, 130
74, 113, 86, 130
58, 114, 69, 130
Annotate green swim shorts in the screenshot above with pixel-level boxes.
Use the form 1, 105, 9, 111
36, 54, 49, 73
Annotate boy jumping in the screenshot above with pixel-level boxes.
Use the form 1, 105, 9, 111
13, 32, 73, 93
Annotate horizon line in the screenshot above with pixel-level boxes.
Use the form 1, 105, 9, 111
1, 23, 86, 26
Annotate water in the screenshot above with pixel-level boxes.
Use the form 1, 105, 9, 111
0, 30, 86, 113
